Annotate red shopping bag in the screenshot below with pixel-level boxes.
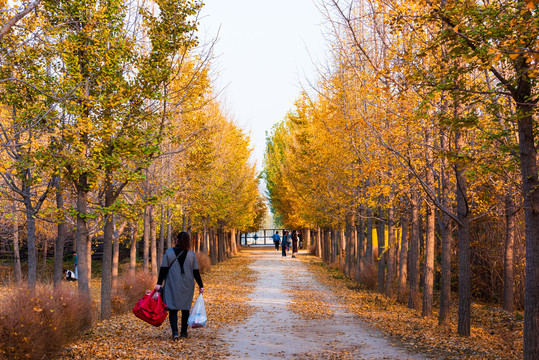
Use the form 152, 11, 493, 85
132, 289, 168, 327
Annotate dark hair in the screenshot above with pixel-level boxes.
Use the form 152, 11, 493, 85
176, 231, 190, 251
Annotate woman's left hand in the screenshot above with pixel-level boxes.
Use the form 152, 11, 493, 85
199, 287, 204, 294
153, 285, 161, 300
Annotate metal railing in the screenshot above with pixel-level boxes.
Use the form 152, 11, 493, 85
241, 229, 288, 246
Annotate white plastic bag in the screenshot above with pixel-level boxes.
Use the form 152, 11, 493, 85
187, 294, 207, 328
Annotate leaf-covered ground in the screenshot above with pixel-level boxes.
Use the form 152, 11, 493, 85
57, 252, 256, 360
295, 255, 523, 360
9, 248, 521, 359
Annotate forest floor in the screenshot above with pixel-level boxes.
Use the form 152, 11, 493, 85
52, 247, 521, 359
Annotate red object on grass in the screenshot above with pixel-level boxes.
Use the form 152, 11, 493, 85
132, 289, 168, 327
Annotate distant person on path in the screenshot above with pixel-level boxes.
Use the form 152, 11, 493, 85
298, 231, 303, 249
272, 231, 281, 251
282, 231, 289, 257
72, 251, 78, 279
291, 230, 298, 258
154, 231, 204, 340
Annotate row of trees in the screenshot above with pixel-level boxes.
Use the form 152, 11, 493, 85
264, 0, 537, 358
0, 0, 265, 320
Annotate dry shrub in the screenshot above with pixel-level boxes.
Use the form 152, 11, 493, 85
308, 245, 316, 255
0, 284, 93, 360
328, 261, 340, 271
358, 261, 377, 290
195, 251, 211, 274
0, 264, 13, 285
397, 287, 409, 304
111, 271, 154, 314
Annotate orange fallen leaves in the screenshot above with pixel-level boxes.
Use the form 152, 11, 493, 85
283, 271, 334, 321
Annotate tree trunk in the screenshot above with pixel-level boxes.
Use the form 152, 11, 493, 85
76, 178, 90, 298
305, 228, 311, 253
24, 189, 37, 289
386, 206, 396, 299
158, 203, 165, 267
356, 212, 365, 282
455, 129, 471, 336
397, 209, 409, 303
143, 206, 149, 272
87, 234, 92, 281
340, 228, 346, 272
231, 228, 237, 255
377, 207, 386, 294
329, 228, 334, 263
100, 173, 115, 320
333, 228, 339, 266
422, 129, 436, 318
53, 181, 67, 288
351, 214, 357, 279
210, 228, 218, 265
202, 219, 208, 254
318, 228, 323, 260
423, 203, 436, 317
320, 228, 325, 261
316, 226, 321, 258
345, 218, 352, 277
150, 205, 157, 279
112, 218, 123, 291
366, 208, 374, 265
225, 229, 231, 258
182, 212, 187, 231
324, 229, 330, 262
329, 228, 333, 263
112, 237, 119, 290
516, 104, 539, 359
439, 131, 453, 325
408, 192, 420, 310
166, 207, 172, 249
503, 192, 515, 313
13, 210, 22, 283
129, 222, 137, 276
217, 226, 224, 262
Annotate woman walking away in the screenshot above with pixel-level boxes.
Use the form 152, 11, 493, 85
291, 230, 298, 258
282, 231, 289, 257
154, 231, 204, 340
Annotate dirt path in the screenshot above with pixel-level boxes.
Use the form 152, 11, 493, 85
221, 248, 428, 360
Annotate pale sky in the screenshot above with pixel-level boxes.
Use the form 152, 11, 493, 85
200, 0, 327, 172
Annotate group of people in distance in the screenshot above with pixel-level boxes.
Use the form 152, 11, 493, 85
272, 230, 302, 258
